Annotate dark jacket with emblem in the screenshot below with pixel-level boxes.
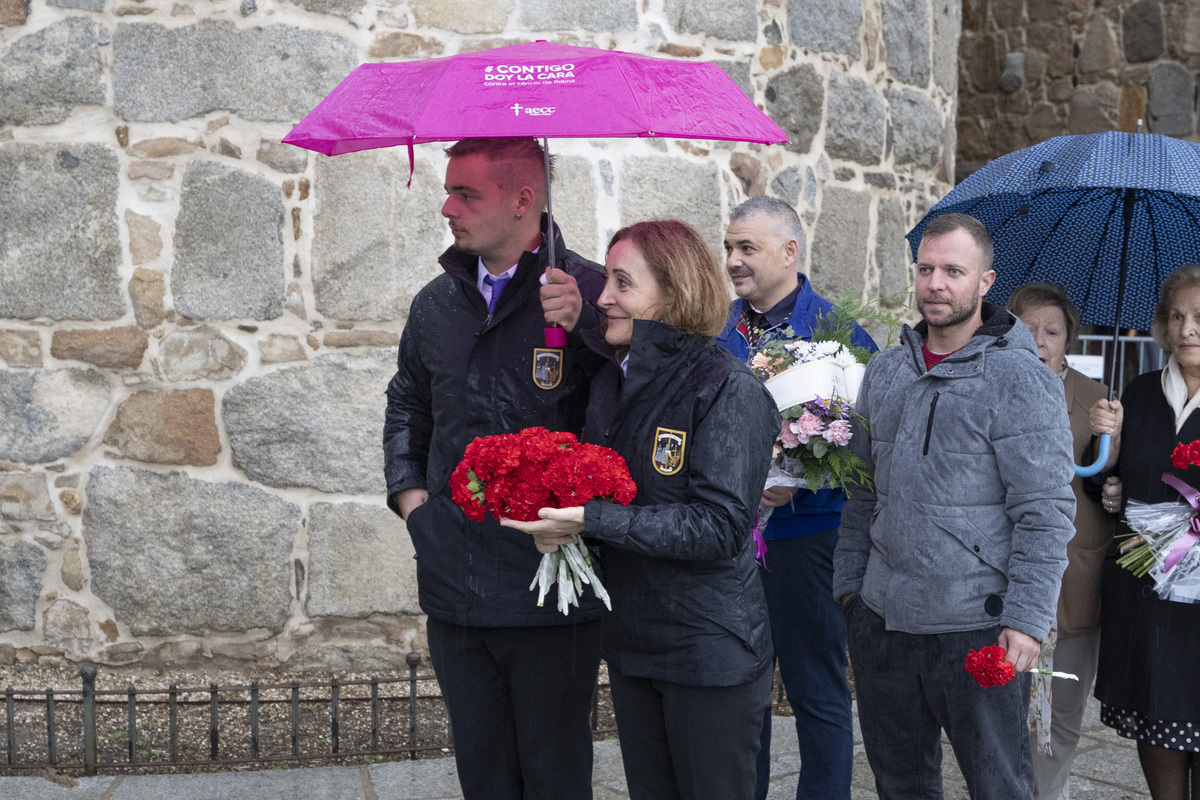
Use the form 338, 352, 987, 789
583, 320, 780, 686
832, 301, 1075, 642
383, 220, 609, 627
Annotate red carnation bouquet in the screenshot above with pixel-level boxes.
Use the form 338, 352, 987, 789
1117, 439, 1200, 602
449, 427, 637, 614
964, 645, 1077, 688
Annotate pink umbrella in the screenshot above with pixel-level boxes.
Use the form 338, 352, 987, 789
284, 39, 788, 344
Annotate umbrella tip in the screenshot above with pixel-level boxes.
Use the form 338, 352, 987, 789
1039, 160, 1054, 174
1136, 118, 1144, 133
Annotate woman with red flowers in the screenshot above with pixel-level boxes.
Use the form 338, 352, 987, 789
503, 220, 780, 800
1094, 264, 1200, 800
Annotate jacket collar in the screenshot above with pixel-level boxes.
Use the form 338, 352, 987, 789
621, 319, 710, 403
719, 274, 817, 342
903, 300, 1034, 373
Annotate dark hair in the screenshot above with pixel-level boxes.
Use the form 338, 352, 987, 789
920, 212, 994, 273
607, 220, 728, 338
444, 137, 554, 205
1006, 282, 1081, 346
1152, 265, 1200, 353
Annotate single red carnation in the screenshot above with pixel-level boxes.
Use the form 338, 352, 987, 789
964, 645, 1017, 688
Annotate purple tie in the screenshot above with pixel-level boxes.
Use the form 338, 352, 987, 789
484, 274, 510, 314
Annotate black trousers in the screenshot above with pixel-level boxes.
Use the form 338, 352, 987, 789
426, 618, 602, 800
609, 662, 772, 800
845, 596, 1035, 800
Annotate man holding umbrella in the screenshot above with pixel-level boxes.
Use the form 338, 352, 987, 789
383, 136, 608, 800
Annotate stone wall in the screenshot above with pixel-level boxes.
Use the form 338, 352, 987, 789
958, 0, 1200, 179
0, 0, 957, 670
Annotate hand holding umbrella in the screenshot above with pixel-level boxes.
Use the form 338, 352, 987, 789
539, 267, 583, 334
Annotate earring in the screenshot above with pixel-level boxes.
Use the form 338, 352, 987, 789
516, 213, 522, 220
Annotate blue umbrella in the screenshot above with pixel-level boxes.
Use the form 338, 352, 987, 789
907, 132, 1200, 475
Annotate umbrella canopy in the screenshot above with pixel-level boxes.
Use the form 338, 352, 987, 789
283, 39, 788, 156
906, 131, 1200, 333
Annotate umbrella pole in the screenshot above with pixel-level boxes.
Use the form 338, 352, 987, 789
542, 137, 567, 348
1108, 187, 1137, 400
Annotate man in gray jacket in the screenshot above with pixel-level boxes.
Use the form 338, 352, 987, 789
833, 213, 1075, 800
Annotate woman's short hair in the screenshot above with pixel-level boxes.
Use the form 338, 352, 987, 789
1006, 281, 1081, 346
607, 220, 728, 339
1152, 265, 1200, 352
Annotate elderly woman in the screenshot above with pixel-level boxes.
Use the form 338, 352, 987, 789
1007, 282, 1117, 799
504, 220, 780, 800
1094, 264, 1200, 800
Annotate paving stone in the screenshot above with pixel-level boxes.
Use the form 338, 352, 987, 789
410, 0, 514, 34
173, 161, 285, 321
256, 139, 308, 174
369, 759, 466, 799
0, 473, 54, 521
766, 63, 825, 155
307, 502, 417, 617
368, 31, 445, 58
1079, 16, 1121, 74
159, 325, 247, 382
811, 187, 871, 300
0, 18, 104, 126
1124, 0, 1165, 63
84, 466, 298, 636
129, 268, 166, 330
663, 0, 756, 41
931, 0, 962, 93
826, 73, 885, 165
102, 389, 221, 466
50, 327, 149, 370
786, 0, 862, 58
770, 166, 803, 206
283, 0, 364, 19
881, 0, 930, 87
0, 368, 111, 464
259, 334, 307, 364
0, 540, 45, 632
113, 20, 357, 122
876, 196, 911, 299
0, 330, 42, 368
0, 144, 122, 321
886, 88, 943, 168
222, 350, 392, 494
716, 60, 753, 99
312, 155, 444, 322
619, 157, 722, 257
1148, 61, 1195, 137
0, 0, 29, 25
517, 0, 637, 31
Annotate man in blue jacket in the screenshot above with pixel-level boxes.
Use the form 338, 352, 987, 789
717, 196, 876, 800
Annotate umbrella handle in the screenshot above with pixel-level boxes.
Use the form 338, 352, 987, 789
1075, 433, 1110, 478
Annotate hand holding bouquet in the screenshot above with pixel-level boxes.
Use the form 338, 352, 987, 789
449, 427, 636, 614
964, 645, 1078, 688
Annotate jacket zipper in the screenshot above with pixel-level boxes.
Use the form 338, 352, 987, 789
923, 392, 940, 456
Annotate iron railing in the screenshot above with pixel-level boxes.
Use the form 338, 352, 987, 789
0, 652, 618, 775
1075, 333, 1165, 392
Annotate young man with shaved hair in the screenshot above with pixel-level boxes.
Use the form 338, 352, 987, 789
384, 137, 607, 800
834, 213, 1075, 799
716, 195, 875, 800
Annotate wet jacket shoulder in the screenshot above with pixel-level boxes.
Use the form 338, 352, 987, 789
833, 302, 1075, 642
383, 222, 608, 627
583, 320, 780, 686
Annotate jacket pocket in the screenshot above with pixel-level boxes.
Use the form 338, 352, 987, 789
927, 512, 1011, 576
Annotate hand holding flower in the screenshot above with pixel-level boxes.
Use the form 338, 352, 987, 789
500, 507, 586, 553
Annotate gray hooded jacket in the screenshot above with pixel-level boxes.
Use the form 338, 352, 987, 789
833, 302, 1075, 642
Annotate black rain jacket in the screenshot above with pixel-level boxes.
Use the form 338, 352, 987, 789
384, 220, 608, 627
583, 320, 780, 686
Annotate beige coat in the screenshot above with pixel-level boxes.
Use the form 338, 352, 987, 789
1057, 367, 1117, 639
